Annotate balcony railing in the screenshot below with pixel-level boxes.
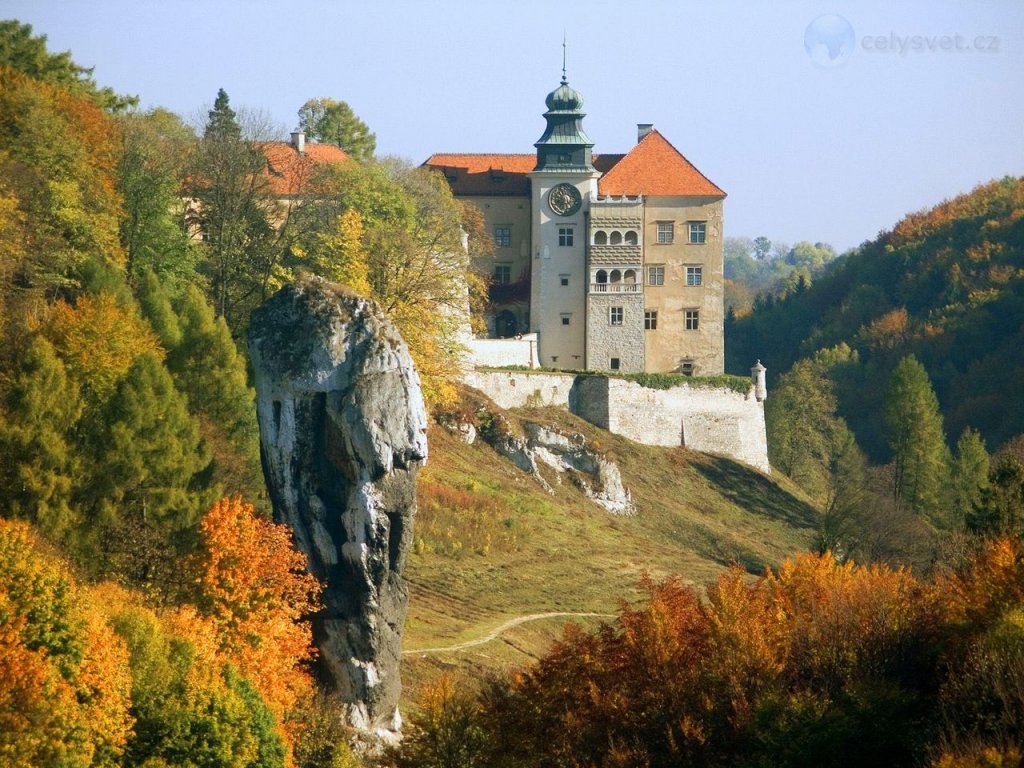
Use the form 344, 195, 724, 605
590, 283, 642, 294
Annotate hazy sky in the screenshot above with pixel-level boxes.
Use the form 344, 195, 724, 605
6, 0, 1023, 252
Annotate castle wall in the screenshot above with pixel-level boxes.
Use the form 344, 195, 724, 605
466, 335, 541, 369
462, 370, 578, 410
465, 370, 769, 473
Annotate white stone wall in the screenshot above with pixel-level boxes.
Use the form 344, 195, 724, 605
467, 335, 541, 369
462, 370, 577, 410
465, 370, 769, 473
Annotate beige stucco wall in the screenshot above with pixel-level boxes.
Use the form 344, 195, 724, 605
642, 196, 725, 375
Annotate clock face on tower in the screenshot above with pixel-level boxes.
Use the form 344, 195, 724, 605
547, 183, 582, 217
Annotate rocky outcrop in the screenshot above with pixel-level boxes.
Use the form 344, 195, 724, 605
248, 276, 427, 736
472, 411, 634, 515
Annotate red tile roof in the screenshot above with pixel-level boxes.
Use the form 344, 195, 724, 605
423, 154, 536, 196
260, 141, 348, 196
426, 132, 724, 199
597, 130, 725, 198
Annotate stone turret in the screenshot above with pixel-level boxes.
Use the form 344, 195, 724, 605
751, 360, 768, 402
248, 276, 427, 736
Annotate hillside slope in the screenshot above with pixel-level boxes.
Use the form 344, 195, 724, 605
727, 177, 1024, 459
401, 403, 818, 700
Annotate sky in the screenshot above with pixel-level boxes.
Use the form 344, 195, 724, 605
6, 0, 1023, 252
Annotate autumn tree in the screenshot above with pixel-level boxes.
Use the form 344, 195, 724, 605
112, 605, 286, 767
0, 20, 135, 111
0, 519, 133, 767
299, 158, 476, 404
189, 496, 322, 722
297, 97, 375, 161
884, 354, 953, 519
0, 69, 124, 307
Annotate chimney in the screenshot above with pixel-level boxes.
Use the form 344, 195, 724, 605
290, 129, 305, 155
637, 123, 654, 143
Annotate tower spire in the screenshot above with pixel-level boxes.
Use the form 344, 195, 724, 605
561, 32, 567, 84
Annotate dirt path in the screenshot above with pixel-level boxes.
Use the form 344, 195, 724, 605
403, 612, 614, 655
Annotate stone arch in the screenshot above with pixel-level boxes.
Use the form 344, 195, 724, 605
625, 230, 638, 245
624, 269, 637, 284
610, 231, 623, 245
595, 269, 608, 284
610, 269, 622, 283
593, 230, 608, 245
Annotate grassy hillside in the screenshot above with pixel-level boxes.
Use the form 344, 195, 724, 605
727, 177, 1024, 459
401, 403, 819, 703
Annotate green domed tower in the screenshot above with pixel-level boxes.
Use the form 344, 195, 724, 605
533, 74, 596, 173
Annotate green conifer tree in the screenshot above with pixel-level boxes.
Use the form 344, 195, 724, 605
884, 354, 953, 519
169, 286, 264, 506
136, 269, 183, 350
0, 336, 83, 540
952, 427, 990, 526
87, 351, 209, 537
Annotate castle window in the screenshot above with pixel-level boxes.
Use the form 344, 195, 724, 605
610, 269, 621, 284
624, 269, 637, 284
610, 307, 624, 326
680, 360, 695, 376
688, 221, 707, 244
494, 264, 512, 285
610, 231, 623, 245
594, 230, 608, 245
625, 231, 638, 245
647, 265, 665, 286
609, 357, 621, 371
558, 227, 574, 247
686, 266, 703, 286
560, 274, 569, 286
657, 222, 674, 244
561, 313, 571, 326
494, 226, 511, 248
596, 270, 608, 284
645, 310, 658, 330
685, 309, 700, 330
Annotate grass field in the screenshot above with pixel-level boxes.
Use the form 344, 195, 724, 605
400, 404, 819, 706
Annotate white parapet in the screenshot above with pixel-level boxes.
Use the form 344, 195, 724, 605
466, 333, 541, 370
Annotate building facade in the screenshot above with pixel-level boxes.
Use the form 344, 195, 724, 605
425, 74, 726, 375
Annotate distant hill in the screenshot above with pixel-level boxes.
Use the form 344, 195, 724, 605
727, 177, 1024, 460
401, 399, 818, 701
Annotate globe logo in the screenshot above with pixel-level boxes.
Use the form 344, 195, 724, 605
804, 15, 855, 68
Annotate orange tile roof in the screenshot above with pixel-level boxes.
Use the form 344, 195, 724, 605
597, 130, 725, 198
260, 141, 349, 196
423, 154, 536, 195
424, 152, 631, 196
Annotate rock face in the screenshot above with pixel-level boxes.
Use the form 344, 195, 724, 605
473, 410, 634, 515
248, 276, 427, 735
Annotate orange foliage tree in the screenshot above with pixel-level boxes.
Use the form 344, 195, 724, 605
0, 519, 133, 767
189, 496, 323, 723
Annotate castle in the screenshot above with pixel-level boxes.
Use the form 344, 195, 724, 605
425, 70, 726, 376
